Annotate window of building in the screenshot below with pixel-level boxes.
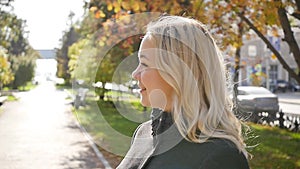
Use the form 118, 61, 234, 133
269, 65, 278, 84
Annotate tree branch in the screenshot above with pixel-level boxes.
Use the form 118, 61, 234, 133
291, 12, 300, 20
296, 0, 300, 11
237, 12, 300, 83
277, 6, 300, 70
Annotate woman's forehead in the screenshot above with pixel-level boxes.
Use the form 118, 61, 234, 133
138, 36, 156, 58
140, 34, 155, 48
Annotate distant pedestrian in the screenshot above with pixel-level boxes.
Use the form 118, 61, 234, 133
117, 14, 250, 169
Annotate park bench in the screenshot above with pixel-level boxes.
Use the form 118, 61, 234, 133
74, 87, 89, 109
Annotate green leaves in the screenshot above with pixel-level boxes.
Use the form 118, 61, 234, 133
0, 48, 14, 87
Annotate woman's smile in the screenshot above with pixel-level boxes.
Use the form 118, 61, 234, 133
139, 86, 146, 93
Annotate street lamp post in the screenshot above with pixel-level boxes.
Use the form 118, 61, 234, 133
265, 51, 270, 90
248, 45, 257, 85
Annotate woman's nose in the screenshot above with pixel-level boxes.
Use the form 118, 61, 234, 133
131, 68, 140, 80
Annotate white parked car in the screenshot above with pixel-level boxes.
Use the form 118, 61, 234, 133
235, 86, 279, 115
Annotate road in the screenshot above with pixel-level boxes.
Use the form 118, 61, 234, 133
0, 82, 104, 169
277, 92, 300, 115
279, 102, 300, 115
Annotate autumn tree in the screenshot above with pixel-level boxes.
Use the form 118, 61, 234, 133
0, 2, 38, 89
0, 47, 14, 90
56, 26, 80, 85
0, 0, 13, 76
187, 0, 300, 112
67, 0, 208, 99
4, 15, 37, 89
68, 38, 95, 82
9, 48, 39, 89
68, 1, 146, 99
226, 0, 300, 83
1, 0, 29, 55
72, 0, 300, 100
11, 56, 34, 89
204, 1, 256, 114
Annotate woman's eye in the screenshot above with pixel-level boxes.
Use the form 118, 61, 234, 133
141, 63, 148, 67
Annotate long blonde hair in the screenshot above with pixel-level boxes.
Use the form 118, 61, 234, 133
146, 15, 247, 157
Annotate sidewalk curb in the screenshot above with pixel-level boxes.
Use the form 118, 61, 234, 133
75, 120, 113, 169
279, 99, 300, 105
64, 89, 113, 169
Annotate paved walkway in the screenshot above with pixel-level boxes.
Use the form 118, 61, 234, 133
0, 83, 104, 169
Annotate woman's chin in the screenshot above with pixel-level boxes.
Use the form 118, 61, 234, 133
140, 97, 150, 107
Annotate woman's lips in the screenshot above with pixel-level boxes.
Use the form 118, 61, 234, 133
140, 88, 146, 93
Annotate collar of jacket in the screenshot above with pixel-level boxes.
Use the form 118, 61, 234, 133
150, 108, 183, 156
117, 108, 184, 169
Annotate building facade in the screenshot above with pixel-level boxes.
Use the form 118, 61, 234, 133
238, 32, 299, 90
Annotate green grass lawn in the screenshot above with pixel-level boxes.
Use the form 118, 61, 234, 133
247, 123, 300, 169
7, 95, 18, 101
1, 82, 34, 103
18, 82, 37, 91
71, 92, 300, 169
73, 95, 151, 157
2, 81, 36, 92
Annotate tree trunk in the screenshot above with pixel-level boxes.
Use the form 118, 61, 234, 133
232, 22, 243, 115
233, 46, 241, 115
277, 6, 300, 74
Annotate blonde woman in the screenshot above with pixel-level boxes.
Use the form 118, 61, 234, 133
117, 15, 249, 169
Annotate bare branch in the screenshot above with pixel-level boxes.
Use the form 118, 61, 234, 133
277, 6, 300, 71
237, 12, 300, 82
295, 0, 300, 11
291, 12, 300, 20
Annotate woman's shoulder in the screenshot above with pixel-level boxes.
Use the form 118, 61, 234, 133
179, 137, 237, 150
180, 138, 244, 159
147, 138, 249, 169
171, 138, 249, 169
131, 120, 152, 143
182, 138, 249, 169
202, 138, 239, 150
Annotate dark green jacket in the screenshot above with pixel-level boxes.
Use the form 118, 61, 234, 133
117, 110, 249, 169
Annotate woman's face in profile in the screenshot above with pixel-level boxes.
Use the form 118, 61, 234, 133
132, 35, 174, 111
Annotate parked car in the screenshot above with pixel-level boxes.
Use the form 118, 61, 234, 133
274, 79, 289, 92
235, 86, 279, 121
289, 79, 300, 92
